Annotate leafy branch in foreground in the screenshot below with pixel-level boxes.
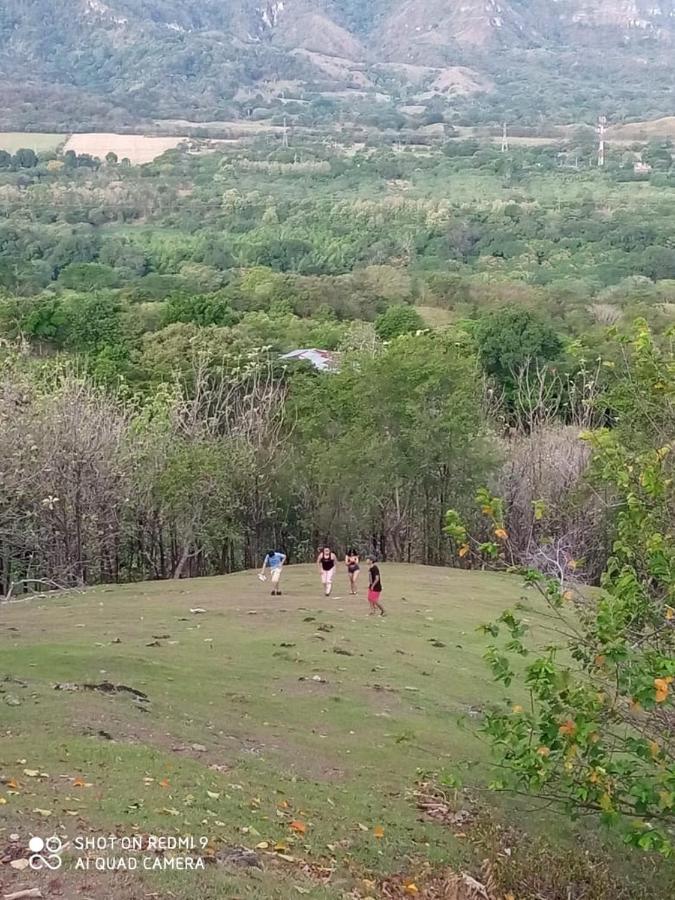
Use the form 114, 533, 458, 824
445, 324, 674, 855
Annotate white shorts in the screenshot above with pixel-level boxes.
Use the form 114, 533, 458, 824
270, 567, 282, 584
321, 569, 335, 585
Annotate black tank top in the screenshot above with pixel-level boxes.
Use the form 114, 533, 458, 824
321, 554, 335, 571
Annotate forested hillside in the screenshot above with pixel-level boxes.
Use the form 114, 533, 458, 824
0, 0, 674, 129
0, 133, 674, 589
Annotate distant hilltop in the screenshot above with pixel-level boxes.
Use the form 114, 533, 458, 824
1, 1, 674, 130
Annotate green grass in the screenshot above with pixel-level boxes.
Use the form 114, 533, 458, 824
0, 132, 67, 153
0, 565, 670, 898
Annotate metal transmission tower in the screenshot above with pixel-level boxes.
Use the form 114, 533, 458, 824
501, 122, 509, 153
597, 115, 607, 167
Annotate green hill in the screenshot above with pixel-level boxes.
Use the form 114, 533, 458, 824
0, 565, 671, 898
1, 1, 674, 129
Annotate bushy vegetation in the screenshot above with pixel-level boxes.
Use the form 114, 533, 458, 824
0, 132, 673, 878
0, 135, 673, 587
1, 1, 675, 131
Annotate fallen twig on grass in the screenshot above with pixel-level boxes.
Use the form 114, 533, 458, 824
2, 578, 83, 603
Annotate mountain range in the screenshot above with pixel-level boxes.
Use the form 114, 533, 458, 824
0, 1, 673, 130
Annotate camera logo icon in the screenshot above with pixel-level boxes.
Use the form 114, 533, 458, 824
29, 836, 63, 870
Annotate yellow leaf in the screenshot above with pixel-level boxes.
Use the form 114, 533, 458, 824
654, 677, 672, 703
536, 746, 551, 758
357, 823, 369, 832
161, 807, 180, 816
290, 820, 307, 834
562, 590, 574, 601
34, 808, 52, 817
558, 720, 576, 737
274, 842, 288, 852
649, 740, 660, 758
207, 790, 220, 800
6, 778, 19, 791
458, 544, 470, 558
665, 607, 674, 621
658, 791, 674, 810
0, 797, 7, 805
404, 884, 419, 895
23, 769, 40, 778
373, 825, 385, 839
599, 792, 613, 812
256, 841, 270, 850
512, 704, 524, 714
494, 528, 508, 541
72, 776, 87, 788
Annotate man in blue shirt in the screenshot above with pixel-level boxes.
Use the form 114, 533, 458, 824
260, 550, 287, 596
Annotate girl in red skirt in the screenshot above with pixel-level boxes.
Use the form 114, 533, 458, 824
366, 556, 385, 616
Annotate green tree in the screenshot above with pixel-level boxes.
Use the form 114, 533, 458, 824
374, 305, 425, 341
446, 323, 675, 854
58, 262, 120, 291
474, 308, 564, 393
163, 292, 240, 328
290, 332, 494, 562
13, 148, 38, 168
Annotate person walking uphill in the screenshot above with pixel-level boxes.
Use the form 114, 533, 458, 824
260, 549, 286, 596
345, 548, 360, 595
317, 546, 337, 597
366, 556, 385, 616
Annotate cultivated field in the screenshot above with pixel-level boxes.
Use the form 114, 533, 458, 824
63, 133, 186, 164
0, 565, 671, 899
0, 133, 66, 153
607, 116, 675, 141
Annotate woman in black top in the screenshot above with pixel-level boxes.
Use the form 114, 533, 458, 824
317, 546, 337, 597
366, 556, 385, 616
345, 548, 360, 595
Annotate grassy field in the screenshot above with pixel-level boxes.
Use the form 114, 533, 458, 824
0, 133, 66, 153
0, 565, 672, 899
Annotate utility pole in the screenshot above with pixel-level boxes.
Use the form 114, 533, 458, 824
501, 121, 509, 153
597, 115, 607, 167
